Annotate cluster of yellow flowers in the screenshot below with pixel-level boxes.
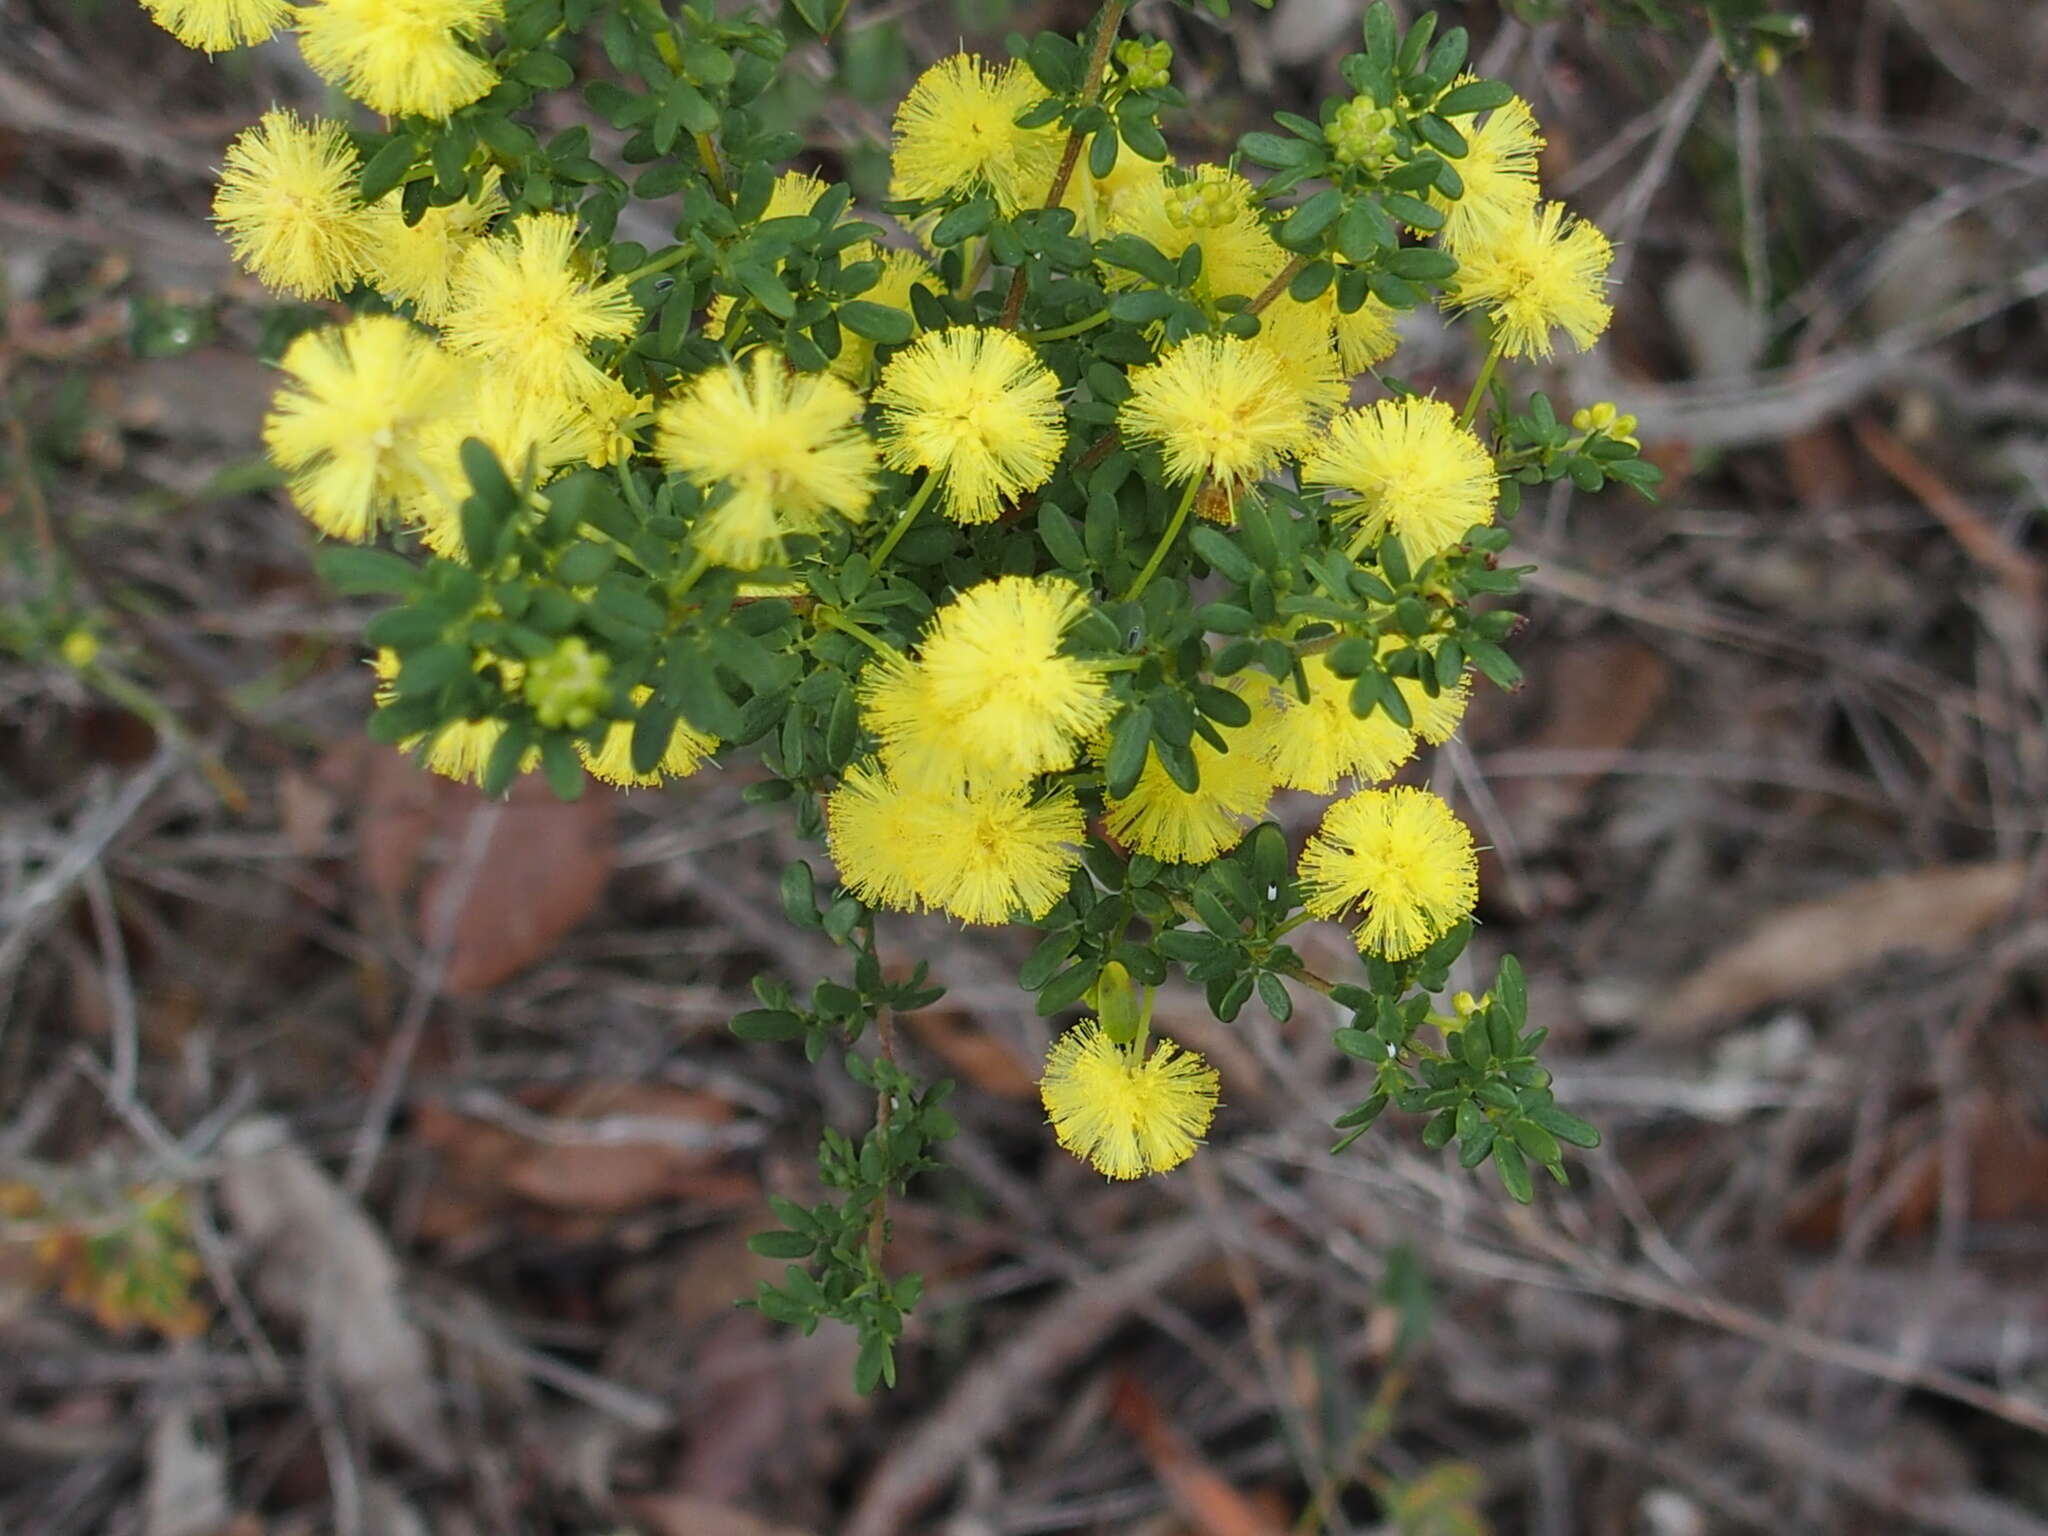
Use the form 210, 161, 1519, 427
146, 0, 502, 117
171, 6, 1619, 1182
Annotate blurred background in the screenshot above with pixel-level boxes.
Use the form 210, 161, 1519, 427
5, 0, 2048, 1531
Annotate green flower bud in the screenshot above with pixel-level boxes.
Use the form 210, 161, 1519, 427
525, 636, 611, 731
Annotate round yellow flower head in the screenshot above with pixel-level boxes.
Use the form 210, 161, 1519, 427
263, 315, 460, 543
1303, 396, 1497, 562
890, 54, 1063, 215
860, 575, 1115, 790
1384, 636, 1471, 746
655, 350, 878, 570
1119, 334, 1309, 490
142, 0, 289, 52
1104, 724, 1275, 864
1429, 92, 1544, 253
1247, 296, 1348, 425
1040, 1019, 1219, 1179
211, 110, 375, 300
1333, 291, 1401, 373
827, 762, 1082, 923
295, 0, 504, 120
1299, 785, 1478, 960
578, 687, 718, 788
403, 369, 601, 556
874, 327, 1065, 525
371, 649, 533, 785
1107, 163, 1281, 305
365, 171, 508, 322
442, 212, 641, 406
832, 249, 941, 387
1243, 652, 1417, 794
1447, 201, 1614, 359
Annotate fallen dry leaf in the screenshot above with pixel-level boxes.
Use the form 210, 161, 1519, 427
348, 745, 616, 994
1482, 635, 1672, 853
900, 1005, 1039, 1101
1110, 1375, 1286, 1536
502, 1083, 742, 1215
218, 1117, 455, 1471
1654, 860, 2028, 1036
624, 1494, 814, 1536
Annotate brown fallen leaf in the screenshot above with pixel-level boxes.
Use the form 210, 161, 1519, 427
218, 1117, 454, 1472
1654, 860, 2028, 1037
624, 1494, 813, 1536
348, 745, 616, 994
1474, 634, 1671, 854
900, 1005, 1039, 1101
1109, 1375, 1286, 1536
503, 1083, 741, 1215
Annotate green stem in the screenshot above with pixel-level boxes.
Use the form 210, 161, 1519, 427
1120, 475, 1203, 603
816, 608, 906, 664
671, 550, 713, 600
620, 244, 691, 284
1458, 340, 1503, 430
871, 472, 941, 566
693, 130, 729, 202
1023, 308, 1111, 343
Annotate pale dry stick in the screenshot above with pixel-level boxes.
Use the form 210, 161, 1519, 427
1438, 737, 1537, 917
408, 1292, 673, 1434
0, 743, 179, 1008
80, 865, 138, 1109
844, 1220, 1216, 1536
343, 800, 505, 1197
1599, 41, 1720, 291
1733, 1409, 2048, 1536
1733, 72, 1769, 329
306, 1366, 365, 1536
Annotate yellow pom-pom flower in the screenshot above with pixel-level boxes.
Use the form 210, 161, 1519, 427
1299, 786, 1479, 959
1119, 335, 1310, 491
827, 762, 1082, 923
1243, 653, 1417, 793
860, 575, 1114, 790
1105, 725, 1275, 864
1248, 296, 1349, 425
833, 249, 941, 387
577, 688, 718, 788
1303, 397, 1497, 562
1447, 201, 1614, 359
442, 212, 640, 407
890, 54, 1063, 215
1334, 292, 1401, 373
294, 0, 504, 120
1430, 93, 1544, 253
372, 650, 534, 784
263, 315, 460, 542
654, 350, 877, 570
1040, 1019, 1220, 1179
1107, 163, 1281, 305
873, 327, 1064, 525
211, 110, 375, 300
142, 0, 289, 52
364, 172, 507, 321
403, 372, 600, 555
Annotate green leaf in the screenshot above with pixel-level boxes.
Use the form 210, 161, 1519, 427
1493, 953, 1527, 1027
747, 1229, 817, 1258
838, 300, 914, 343
1088, 127, 1119, 180
1105, 706, 1153, 800
359, 135, 417, 203
1241, 131, 1318, 169
316, 546, 419, 596
732, 1008, 805, 1041
1436, 79, 1514, 117
930, 197, 994, 247
1384, 246, 1459, 282
1038, 504, 1088, 569
1256, 971, 1293, 1022
1527, 1104, 1600, 1149
1190, 526, 1254, 582
1280, 187, 1343, 249
1493, 1139, 1534, 1203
